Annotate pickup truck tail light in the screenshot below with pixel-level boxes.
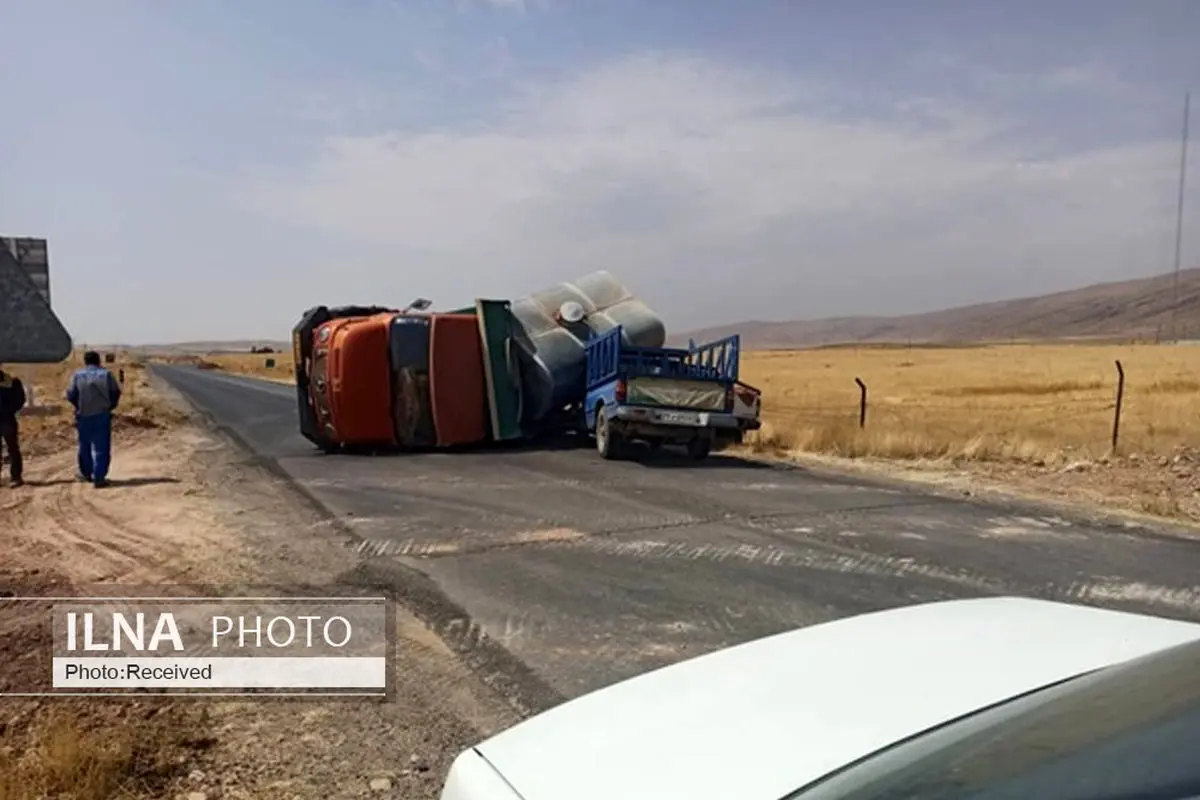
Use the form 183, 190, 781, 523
733, 385, 761, 413
615, 379, 627, 403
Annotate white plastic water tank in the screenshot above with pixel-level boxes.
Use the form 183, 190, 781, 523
508, 271, 666, 424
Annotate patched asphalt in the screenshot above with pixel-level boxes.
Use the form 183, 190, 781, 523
156, 365, 1200, 705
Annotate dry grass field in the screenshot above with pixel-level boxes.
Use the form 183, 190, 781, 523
736, 342, 1200, 523
741, 343, 1200, 464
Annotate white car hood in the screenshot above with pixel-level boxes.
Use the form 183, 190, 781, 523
452, 597, 1200, 800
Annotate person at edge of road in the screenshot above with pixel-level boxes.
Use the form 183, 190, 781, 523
66, 351, 122, 488
0, 364, 27, 487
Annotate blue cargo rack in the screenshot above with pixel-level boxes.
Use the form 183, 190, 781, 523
585, 325, 740, 389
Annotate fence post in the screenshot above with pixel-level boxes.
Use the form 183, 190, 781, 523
855, 377, 867, 428
1111, 360, 1125, 452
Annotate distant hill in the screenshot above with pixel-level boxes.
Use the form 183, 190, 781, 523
95, 268, 1200, 354
675, 268, 1200, 349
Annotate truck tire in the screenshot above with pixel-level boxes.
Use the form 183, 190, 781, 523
686, 435, 712, 460
596, 409, 623, 460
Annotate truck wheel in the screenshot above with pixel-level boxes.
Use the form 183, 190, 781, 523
596, 411, 623, 460
686, 435, 712, 460
646, 437, 664, 452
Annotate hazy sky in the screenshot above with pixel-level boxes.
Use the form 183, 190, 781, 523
2, 0, 1198, 344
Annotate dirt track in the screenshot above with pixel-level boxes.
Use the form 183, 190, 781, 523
2, 431, 235, 585
0, 380, 516, 799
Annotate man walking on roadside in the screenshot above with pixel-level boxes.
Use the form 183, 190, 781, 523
0, 364, 27, 487
66, 351, 122, 488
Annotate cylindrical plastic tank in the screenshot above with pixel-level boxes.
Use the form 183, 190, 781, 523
509, 271, 666, 425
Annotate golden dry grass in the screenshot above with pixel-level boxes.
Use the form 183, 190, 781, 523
0, 706, 204, 800
741, 343, 1200, 464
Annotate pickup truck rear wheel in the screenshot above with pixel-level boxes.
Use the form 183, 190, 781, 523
686, 435, 712, 460
596, 409, 623, 460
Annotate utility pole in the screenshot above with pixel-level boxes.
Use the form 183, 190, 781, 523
1169, 91, 1191, 342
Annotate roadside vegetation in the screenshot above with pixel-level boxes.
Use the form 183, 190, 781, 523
740, 342, 1199, 463
737, 342, 1200, 525
0, 703, 206, 800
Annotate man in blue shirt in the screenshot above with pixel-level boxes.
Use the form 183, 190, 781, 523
66, 351, 122, 488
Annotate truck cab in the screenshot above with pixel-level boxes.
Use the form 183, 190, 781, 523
291, 305, 489, 452
583, 327, 761, 460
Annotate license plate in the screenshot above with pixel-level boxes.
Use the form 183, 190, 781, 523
658, 410, 700, 425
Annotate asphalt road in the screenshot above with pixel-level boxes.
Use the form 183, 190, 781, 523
156, 365, 1200, 709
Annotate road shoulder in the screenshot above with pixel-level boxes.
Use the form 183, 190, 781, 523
730, 446, 1200, 542
1, 376, 518, 799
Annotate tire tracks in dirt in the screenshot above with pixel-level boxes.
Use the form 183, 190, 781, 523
7, 436, 225, 586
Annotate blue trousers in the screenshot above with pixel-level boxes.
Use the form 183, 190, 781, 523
76, 412, 113, 483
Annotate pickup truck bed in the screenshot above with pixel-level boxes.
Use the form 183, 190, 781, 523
583, 327, 760, 460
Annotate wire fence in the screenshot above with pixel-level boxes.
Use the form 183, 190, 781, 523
751, 359, 1191, 457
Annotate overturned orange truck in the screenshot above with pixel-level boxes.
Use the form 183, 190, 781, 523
291, 271, 761, 453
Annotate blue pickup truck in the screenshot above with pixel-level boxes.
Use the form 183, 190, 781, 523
583, 327, 762, 460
